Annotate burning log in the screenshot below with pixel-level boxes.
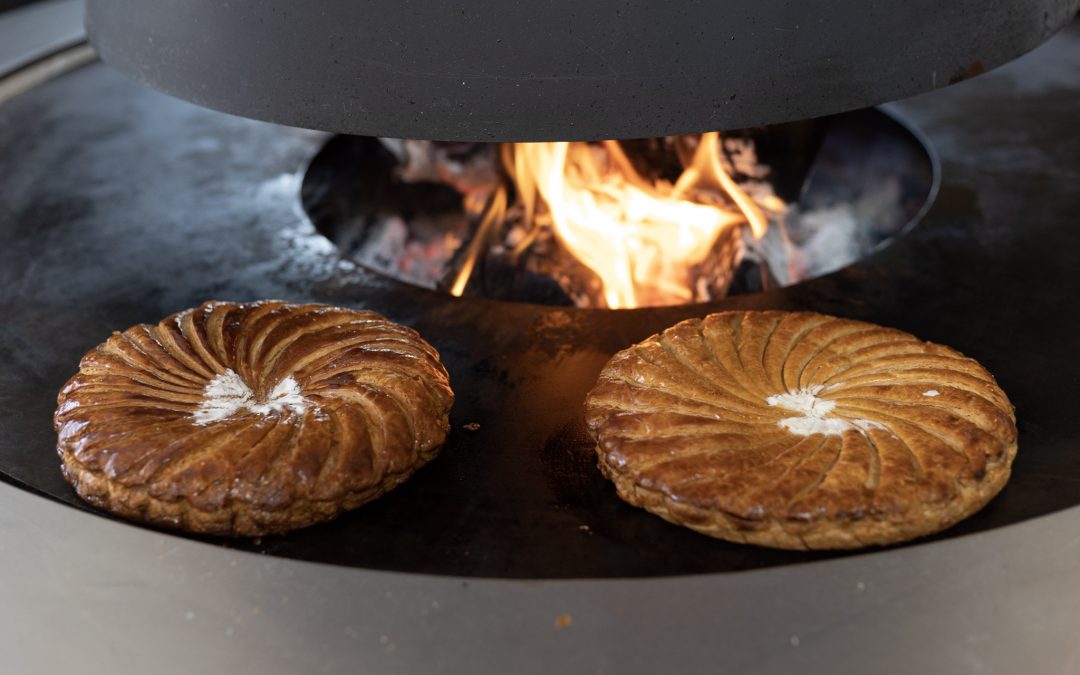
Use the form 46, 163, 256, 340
303, 110, 933, 309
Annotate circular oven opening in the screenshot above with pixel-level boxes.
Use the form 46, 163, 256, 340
302, 108, 937, 309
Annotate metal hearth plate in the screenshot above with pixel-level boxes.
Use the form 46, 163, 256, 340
2, 28, 1080, 580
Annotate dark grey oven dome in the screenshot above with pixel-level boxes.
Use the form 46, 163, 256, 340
85, 0, 1079, 141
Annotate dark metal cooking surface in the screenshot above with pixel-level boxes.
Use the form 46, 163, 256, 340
1, 23, 1080, 579
84, 0, 1080, 141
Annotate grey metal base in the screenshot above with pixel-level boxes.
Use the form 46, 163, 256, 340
5, 475, 1080, 674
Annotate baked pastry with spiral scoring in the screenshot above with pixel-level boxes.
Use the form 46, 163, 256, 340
584, 311, 1017, 549
55, 301, 454, 536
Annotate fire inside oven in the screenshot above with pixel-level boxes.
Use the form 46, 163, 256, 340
303, 111, 934, 308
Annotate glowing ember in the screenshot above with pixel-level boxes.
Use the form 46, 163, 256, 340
315, 114, 930, 308
452, 134, 774, 309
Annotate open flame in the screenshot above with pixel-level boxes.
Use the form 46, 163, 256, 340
450, 134, 773, 308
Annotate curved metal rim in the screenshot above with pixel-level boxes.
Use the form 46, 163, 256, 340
869, 104, 943, 258
0, 41, 96, 106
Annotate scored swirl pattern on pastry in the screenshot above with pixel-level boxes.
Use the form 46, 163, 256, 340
55, 301, 454, 536
584, 311, 1017, 550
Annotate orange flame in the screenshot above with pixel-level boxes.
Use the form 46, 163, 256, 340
503, 133, 768, 308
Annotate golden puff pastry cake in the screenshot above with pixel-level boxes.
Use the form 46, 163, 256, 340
55, 300, 454, 536
584, 311, 1017, 550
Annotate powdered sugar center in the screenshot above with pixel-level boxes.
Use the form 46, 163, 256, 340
766, 385, 886, 437
193, 369, 308, 425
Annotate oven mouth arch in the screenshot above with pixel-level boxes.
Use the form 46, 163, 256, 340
302, 106, 940, 311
